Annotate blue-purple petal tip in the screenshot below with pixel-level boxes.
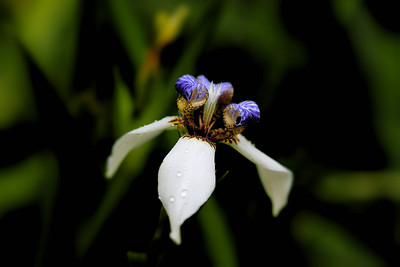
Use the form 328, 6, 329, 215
226, 101, 260, 126
239, 101, 260, 123
196, 75, 211, 88
175, 75, 199, 100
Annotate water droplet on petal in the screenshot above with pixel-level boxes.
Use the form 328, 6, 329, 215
180, 189, 188, 198
176, 171, 182, 177
169, 196, 175, 203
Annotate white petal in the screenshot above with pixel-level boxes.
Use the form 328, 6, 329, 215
228, 134, 293, 216
158, 136, 216, 244
106, 116, 177, 178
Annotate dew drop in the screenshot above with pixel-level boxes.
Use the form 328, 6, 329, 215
180, 189, 188, 198
176, 171, 182, 177
169, 196, 175, 203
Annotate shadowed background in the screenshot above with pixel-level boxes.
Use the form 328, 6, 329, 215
0, 0, 399, 266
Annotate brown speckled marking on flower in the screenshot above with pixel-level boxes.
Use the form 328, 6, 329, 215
169, 117, 184, 127
219, 136, 239, 145
181, 135, 216, 149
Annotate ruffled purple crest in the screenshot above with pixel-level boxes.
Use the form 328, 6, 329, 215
177, 74, 234, 105
218, 82, 234, 105
175, 75, 207, 101
239, 101, 260, 122
196, 75, 211, 88
226, 101, 260, 126
197, 75, 233, 105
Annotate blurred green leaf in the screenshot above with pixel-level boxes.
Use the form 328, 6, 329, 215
127, 251, 147, 265
198, 196, 239, 267
292, 211, 385, 267
154, 6, 189, 47
108, 0, 147, 70
314, 171, 400, 203
332, 0, 400, 168
13, 0, 79, 95
0, 152, 58, 218
135, 5, 189, 105
113, 68, 135, 136
0, 32, 36, 129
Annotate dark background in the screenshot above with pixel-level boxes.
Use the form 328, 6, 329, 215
0, 0, 399, 266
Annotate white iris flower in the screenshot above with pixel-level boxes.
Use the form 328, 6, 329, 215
106, 75, 293, 244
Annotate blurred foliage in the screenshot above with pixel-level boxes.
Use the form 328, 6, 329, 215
0, 152, 58, 218
198, 196, 239, 267
293, 211, 385, 267
0, 0, 399, 266
0, 32, 36, 129
333, 0, 400, 167
315, 171, 400, 203
11, 0, 79, 96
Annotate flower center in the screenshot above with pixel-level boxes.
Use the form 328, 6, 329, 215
174, 75, 260, 144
